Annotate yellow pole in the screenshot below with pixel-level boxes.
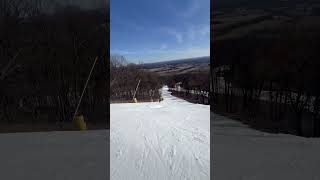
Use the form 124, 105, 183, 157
132, 79, 141, 103
72, 56, 98, 130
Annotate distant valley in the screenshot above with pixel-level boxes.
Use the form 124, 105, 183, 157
139, 56, 210, 76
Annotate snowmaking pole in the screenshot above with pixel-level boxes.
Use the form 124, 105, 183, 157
133, 79, 141, 103
71, 56, 98, 130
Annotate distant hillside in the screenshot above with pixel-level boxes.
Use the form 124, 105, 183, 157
139, 56, 210, 76
140, 56, 210, 69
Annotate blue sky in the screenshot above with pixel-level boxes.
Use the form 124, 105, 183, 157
110, 0, 210, 63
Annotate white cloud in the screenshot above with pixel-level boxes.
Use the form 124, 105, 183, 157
161, 28, 184, 44
187, 24, 210, 41
160, 44, 168, 50
111, 49, 137, 55
111, 15, 144, 31
160, 24, 209, 44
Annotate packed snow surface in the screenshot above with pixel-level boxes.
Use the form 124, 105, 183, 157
0, 130, 109, 180
110, 86, 210, 180
212, 113, 320, 180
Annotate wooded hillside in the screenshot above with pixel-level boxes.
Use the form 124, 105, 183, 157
110, 55, 162, 103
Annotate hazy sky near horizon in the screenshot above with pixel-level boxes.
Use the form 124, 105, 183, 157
110, 0, 210, 63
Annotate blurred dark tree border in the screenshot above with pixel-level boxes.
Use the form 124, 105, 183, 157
0, 0, 109, 130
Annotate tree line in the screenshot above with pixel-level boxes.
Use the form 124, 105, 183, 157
110, 55, 163, 103
165, 71, 210, 104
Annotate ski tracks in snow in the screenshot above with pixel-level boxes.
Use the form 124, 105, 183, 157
111, 86, 210, 180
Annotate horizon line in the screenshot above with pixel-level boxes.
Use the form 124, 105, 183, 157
133, 55, 210, 64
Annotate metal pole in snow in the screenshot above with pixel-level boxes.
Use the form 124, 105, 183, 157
133, 79, 141, 101
72, 56, 98, 122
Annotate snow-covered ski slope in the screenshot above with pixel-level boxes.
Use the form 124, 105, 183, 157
212, 113, 320, 180
111, 86, 210, 180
